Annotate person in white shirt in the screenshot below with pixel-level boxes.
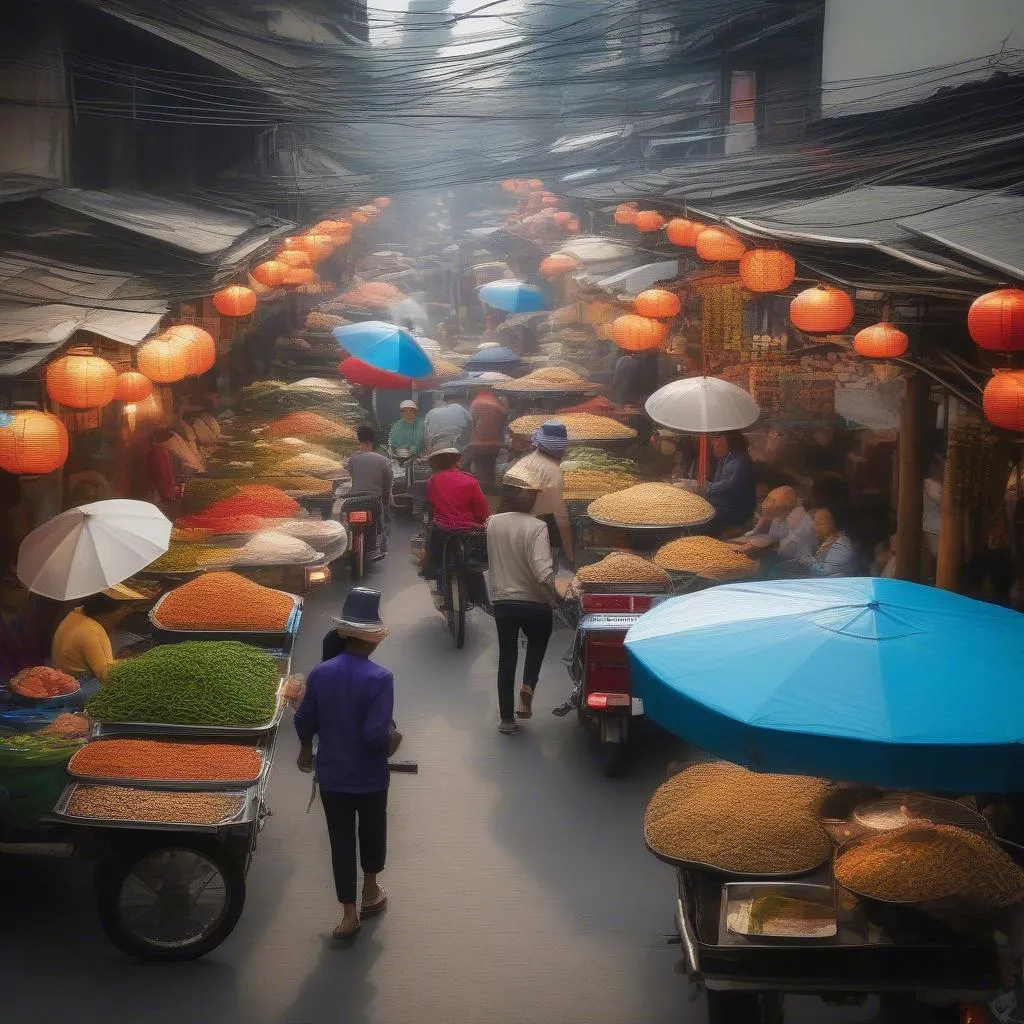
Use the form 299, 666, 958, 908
486, 466, 561, 735
423, 394, 473, 453
508, 419, 574, 564
735, 485, 816, 574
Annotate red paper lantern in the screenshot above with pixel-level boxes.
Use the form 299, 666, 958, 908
634, 211, 666, 233
614, 204, 638, 226
790, 285, 855, 335
666, 218, 703, 247
634, 289, 681, 318
983, 370, 1024, 431
373, 197, 391, 209
967, 288, 1024, 352
540, 254, 580, 277
854, 322, 909, 359
113, 371, 153, 403
137, 335, 191, 384
0, 409, 69, 475
610, 314, 669, 351
251, 260, 288, 287
696, 226, 748, 262
213, 286, 257, 317
338, 357, 412, 389
45, 347, 117, 409
739, 249, 796, 293
278, 249, 312, 269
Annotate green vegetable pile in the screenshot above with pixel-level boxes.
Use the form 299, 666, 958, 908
88, 641, 280, 727
0, 732, 84, 766
566, 447, 640, 474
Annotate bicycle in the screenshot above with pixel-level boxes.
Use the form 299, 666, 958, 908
438, 527, 489, 649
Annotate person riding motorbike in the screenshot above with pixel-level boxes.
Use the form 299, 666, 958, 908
344, 426, 394, 554
421, 447, 489, 584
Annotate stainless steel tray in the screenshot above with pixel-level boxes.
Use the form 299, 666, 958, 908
720, 882, 838, 943
52, 783, 260, 832
149, 590, 301, 645
67, 737, 267, 791
587, 512, 714, 531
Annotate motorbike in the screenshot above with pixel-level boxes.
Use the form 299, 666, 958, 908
388, 445, 429, 517
339, 492, 388, 581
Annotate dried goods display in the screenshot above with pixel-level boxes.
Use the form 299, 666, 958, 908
565, 448, 640, 475
654, 536, 758, 581
175, 513, 279, 536
152, 572, 294, 632
267, 411, 356, 440
277, 452, 345, 476
259, 476, 334, 496
0, 732, 84, 764
9, 666, 80, 699
191, 484, 300, 520
88, 641, 280, 727
563, 468, 640, 497
146, 543, 242, 573
644, 762, 831, 874
495, 367, 593, 392
271, 518, 347, 544
304, 311, 347, 331
510, 413, 635, 441
66, 785, 244, 825
171, 527, 215, 543
576, 551, 670, 587
697, 279, 747, 356
834, 825, 1024, 907
588, 483, 715, 526
69, 739, 262, 783
235, 531, 320, 565
38, 713, 90, 739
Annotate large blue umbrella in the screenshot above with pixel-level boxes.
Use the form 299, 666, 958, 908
478, 280, 548, 313
332, 321, 433, 378
625, 578, 1024, 793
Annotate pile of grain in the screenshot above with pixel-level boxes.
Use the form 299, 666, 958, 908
277, 452, 345, 477
510, 413, 636, 441
563, 468, 640, 498
235, 531, 320, 565
152, 572, 294, 632
644, 762, 831, 874
496, 367, 592, 392
834, 825, 1024, 907
654, 536, 758, 581
589, 483, 715, 526
67, 785, 243, 825
576, 552, 670, 587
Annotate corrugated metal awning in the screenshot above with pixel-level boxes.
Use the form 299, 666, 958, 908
0, 302, 165, 348
0, 341, 62, 378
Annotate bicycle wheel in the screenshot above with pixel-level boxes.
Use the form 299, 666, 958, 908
453, 569, 467, 649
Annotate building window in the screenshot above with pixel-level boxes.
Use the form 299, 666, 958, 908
729, 71, 756, 125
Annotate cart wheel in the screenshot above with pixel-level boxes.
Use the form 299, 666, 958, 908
95, 839, 245, 961
706, 991, 781, 1024
445, 567, 466, 648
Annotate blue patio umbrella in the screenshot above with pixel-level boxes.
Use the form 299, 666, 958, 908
478, 280, 548, 314
332, 321, 433, 379
625, 578, 1024, 793
465, 346, 521, 371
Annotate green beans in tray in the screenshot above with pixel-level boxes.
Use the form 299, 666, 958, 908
87, 641, 280, 727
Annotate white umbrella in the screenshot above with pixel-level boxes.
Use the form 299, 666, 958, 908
18, 499, 171, 601
645, 376, 760, 434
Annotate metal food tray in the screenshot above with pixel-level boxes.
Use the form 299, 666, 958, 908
587, 511, 714, 531
89, 676, 288, 740
52, 783, 259, 833
577, 581, 672, 595
149, 590, 302, 648
67, 739, 267, 791
720, 882, 839, 944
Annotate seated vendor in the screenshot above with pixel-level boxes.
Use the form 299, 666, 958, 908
797, 509, 863, 578
51, 590, 136, 693
388, 399, 426, 455
423, 447, 490, 581
735, 486, 816, 571
676, 432, 756, 533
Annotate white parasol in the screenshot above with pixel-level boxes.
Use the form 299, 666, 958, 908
645, 377, 760, 434
17, 499, 172, 601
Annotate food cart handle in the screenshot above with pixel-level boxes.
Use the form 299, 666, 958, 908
674, 896, 702, 981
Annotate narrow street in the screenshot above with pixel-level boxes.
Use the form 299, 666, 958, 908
4, 520, 691, 1024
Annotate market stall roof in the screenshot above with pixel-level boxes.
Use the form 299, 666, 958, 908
588, 260, 682, 296
0, 340, 62, 378
0, 301, 166, 348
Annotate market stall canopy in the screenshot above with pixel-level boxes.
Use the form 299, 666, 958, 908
0, 301, 166, 347
18, 499, 171, 602
645, 377, 760, 434
625, 578, 1024, 794
556, 237, 639, 265
332, 321, 433, 378
588, 260, 681, 297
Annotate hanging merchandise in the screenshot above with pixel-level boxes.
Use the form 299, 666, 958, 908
252, 260, 288, 287
113, 371, 153, 404
634, 211, 666, 233
45, 348, 117, 410
0, 410, 69, 475
950, 411, 1003, 513
212, 286, 257, 317
695, 226, 748, 262
983, 370, 1024, 432
968, 288, 1024, 352
790, 284, 855, 335
610, 314, 669, 351
739, 250, 796, 293
854, 322, 909, 359
634, 289, 681, 318
137, 335, 190, 385
666, 218, 703, 247
698, 279, 747, 355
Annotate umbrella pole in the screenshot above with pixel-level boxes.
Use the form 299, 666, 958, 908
698, 434, 709, 487
895, 371, 927, 581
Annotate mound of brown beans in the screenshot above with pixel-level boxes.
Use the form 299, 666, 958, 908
70, 739, 262, 783
67, 785, 243, 825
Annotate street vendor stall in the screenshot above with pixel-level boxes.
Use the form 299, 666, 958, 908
625, 578, 1024, 1023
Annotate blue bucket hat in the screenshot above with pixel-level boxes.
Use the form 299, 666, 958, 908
532, 419, 569, 457
332, 587, 389, 640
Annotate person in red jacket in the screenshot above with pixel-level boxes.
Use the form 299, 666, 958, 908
145, 427, 180, 515
422, 447, 489, 582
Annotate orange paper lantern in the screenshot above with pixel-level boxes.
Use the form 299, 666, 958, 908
666, 218, 703, 247
695, 226, 748, 262
968, 288, 1024, 352
113, 371, 153, 403
739, 249, 796, 293
983, 370, 1024, 431
610, 314, 669, 351
45, 347, 117, 409
137, 335, 191, 384
634, 210, 666, 233
302, 234, 335, 262
501, 180, 518, 193
165, 325, 217, 376
0, 409, 69, 475
251, 260, 288, 287
528, 179, 544, 190
790, 285, 855, 335
553, 211, 573, 226
212, 286, 257, 317
539, 254, 580, 277
278, 249, 312, 269
634, 289, 681, 318
614, 204, 638, 225
283, 267, 316, 287
854, 322, 909, 359
352, 211, 370, 224
373, 197, 391, 209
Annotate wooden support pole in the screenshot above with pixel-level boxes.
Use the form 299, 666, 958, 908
935, 399, 964, 591
894, 371, 927, 581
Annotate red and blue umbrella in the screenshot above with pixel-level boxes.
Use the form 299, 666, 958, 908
332, 321, 433, 378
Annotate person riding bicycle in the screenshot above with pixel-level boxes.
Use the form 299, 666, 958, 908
422, 447, 489, 583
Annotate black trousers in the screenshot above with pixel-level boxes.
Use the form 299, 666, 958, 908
320, 788, 388, 905
493, 601, 553, 720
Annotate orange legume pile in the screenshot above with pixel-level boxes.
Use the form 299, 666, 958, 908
198, 484, 299, 519
154, 571, 294, 631
268, 411, 356, 440
70, 738, 262, 782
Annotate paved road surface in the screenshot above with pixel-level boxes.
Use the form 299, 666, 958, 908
4, 521, 701, 1024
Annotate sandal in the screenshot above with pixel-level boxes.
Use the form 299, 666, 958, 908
361, 886, 389, 918
332, 921, 361, 941
516, 686, 534, 719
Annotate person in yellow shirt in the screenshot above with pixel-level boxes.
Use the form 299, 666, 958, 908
51, 591, 136, 695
